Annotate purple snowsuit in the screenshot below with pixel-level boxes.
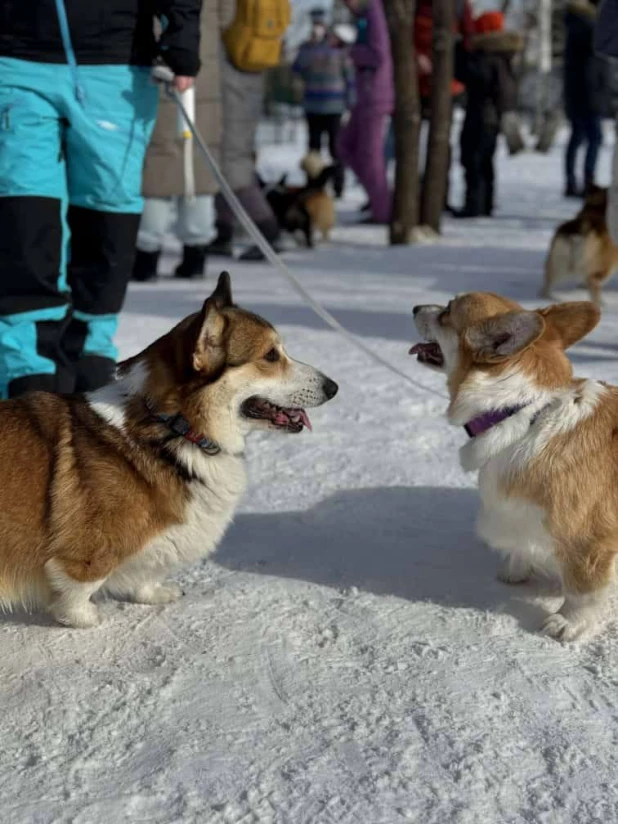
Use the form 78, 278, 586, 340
338, 0, 394, 223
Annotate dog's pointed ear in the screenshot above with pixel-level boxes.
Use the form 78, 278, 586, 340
211, 271, 233, 309
465, 311, 545, 363
192, 273, 232, 372
538, 302, 600, 350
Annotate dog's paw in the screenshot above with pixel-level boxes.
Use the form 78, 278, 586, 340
131, 583, 184, 605
50, 601, 101, 629
497, 557, 532, 585
540, 613, 589, 642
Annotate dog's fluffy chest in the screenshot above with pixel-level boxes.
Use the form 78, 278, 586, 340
116, 453, 247, 583
157, 453, 247, 562
477, 456, 558, 573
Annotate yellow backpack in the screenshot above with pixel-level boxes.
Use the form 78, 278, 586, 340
223, 0, 290, 73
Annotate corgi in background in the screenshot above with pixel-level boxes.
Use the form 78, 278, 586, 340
541, 185, 618, 306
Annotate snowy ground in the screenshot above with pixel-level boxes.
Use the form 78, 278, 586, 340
4, 131, 618, 823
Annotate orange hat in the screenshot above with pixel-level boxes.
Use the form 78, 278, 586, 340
474, 11, 504, 34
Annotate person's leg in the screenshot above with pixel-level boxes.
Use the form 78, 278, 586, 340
337, 108, 362, 180
353, 112, 391, 223
175, 195, 214, 279
137, 198, 174, 253
64, 66, 158, 392
326, 114, 345, 197
458, 117, 484, 216
177, 195, 215, 247
565, 116, 584, 195
481, 127, 498, 216
307, 113, 322, 153
133, 197, 174, 282
609, 115, 618, 246
0, 66, 73, 398
235, 184, 281, 261
584, 114, 603, 188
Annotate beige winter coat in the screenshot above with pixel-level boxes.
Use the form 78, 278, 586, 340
142, 0, 235, 197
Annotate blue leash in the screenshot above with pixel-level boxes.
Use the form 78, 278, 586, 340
53, 0, 86, 104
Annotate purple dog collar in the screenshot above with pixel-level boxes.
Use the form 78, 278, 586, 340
464, 405, 526, 438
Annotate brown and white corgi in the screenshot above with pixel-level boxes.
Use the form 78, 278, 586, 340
0, 273, 338, 628
410, 292, 618, 642
541, 185, 618, 307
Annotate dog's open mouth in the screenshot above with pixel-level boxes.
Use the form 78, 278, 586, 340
409, 341, 445, 368
242, 397, 312, 433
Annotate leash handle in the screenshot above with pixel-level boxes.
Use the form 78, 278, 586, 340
152, 65, 196, 200
152, 64, 176, 85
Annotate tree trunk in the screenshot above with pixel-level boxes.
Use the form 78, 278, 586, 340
384, 0, 421, 245
420, 0, 454, 232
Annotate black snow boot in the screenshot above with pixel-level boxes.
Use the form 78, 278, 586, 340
174, 245, 207, 280
205, 226, 234, 257
132, 249, 160, 282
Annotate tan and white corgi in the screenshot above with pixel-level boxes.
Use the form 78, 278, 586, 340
410, 292, 617, 642
0, 273, 338, 628
541, 186, 618, 307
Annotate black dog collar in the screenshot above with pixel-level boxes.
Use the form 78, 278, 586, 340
144, 398, 221, 456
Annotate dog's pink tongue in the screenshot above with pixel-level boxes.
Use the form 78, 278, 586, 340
299, 410, 312, 431
409, 343, 422, 356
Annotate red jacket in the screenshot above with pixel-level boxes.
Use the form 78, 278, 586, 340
414, 0, 474, 100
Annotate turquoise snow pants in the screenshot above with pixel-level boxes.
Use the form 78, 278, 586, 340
0, 57, 158, 396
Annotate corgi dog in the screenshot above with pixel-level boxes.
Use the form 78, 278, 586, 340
410, 292, 617, 642
257, 156, 336, 248
300, 152, 336, 243
0, 273, 338, 628
541, 185, 618, 307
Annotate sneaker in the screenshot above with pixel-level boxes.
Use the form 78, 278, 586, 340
174, 245, 207, 280
132, 249, 160, 282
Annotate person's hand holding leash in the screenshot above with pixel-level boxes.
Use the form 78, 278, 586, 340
174, 76, 194, 92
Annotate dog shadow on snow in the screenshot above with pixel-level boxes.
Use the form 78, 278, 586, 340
217, 486, 553, 631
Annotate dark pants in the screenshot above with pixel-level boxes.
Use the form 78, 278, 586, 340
565, 113, 602, 190
306, 113, 345, 196
460, 120, 499, 217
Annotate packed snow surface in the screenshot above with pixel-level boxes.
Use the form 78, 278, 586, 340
3, 130, 618, 823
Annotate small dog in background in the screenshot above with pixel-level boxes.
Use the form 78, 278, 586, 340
259, 152, 336, 248
299, 152, 336, 243
541, 185, 618, 306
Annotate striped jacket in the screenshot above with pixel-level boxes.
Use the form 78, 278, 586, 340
292, 39, 355, 115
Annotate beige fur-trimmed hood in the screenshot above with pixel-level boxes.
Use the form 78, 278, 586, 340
469, 30, 525, 53
565, 0, 597, 20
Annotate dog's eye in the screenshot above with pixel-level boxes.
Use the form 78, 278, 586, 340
264, 348, 280, 363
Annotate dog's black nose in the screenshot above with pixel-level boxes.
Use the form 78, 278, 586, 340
413, 305, 422, 316
323, 377, 339, 400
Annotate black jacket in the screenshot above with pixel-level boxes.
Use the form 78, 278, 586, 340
456, 30, 523, 129
564, 0, 600, 118
0, 0, 202, 76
